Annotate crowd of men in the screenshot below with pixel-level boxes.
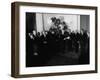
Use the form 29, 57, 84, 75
26, 17, 90, 67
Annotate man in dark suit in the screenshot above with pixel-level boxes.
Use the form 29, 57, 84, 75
74, 31, 80, 53
69, 31, 75, 52
26, 32, 34, 67
63, 30, 70, 53
26, 30, 40, 67
79, 29, 89, 64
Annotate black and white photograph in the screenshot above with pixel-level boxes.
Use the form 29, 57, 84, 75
26, 12, 90, 67
11, 2, 97, 78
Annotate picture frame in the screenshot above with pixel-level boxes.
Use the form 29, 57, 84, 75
11, 2, 98, 78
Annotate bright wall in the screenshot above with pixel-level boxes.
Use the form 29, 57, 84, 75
43, 14, 80, 31
36, 13, 80, 32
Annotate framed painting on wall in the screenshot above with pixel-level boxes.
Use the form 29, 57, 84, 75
11, 2, 98, 78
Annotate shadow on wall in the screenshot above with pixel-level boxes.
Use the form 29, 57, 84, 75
80, 15, 90, 32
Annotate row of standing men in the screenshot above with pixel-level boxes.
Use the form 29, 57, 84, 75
26, 29, 89, 67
